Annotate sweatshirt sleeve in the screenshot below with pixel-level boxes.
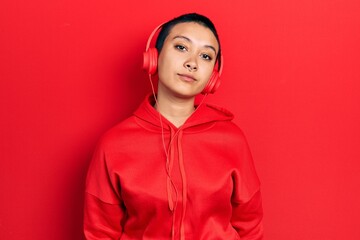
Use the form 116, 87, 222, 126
231, 190, 264, 240
230, 129, 264, 240
84, 140, 126, 239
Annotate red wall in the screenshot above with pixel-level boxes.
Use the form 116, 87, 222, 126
1, 0, 359, 239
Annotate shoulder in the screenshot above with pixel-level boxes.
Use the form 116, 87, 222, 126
204, 103, 249, 140
95, 116, 139, 152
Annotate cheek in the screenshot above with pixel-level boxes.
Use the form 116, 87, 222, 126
158, 54, 182, 78
202, 66, 215, 82
157, 54, 169, 79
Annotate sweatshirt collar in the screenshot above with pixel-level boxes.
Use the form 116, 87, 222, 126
133, 93, 234, 132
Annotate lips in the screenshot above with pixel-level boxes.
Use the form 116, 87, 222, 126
178, 73, 196, 82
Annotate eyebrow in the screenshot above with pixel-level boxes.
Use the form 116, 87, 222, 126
172, 35, 217, 55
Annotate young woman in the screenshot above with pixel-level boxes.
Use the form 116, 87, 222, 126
84, 13, 264, 240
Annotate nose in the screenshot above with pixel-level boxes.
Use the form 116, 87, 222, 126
184, 56, 198, 72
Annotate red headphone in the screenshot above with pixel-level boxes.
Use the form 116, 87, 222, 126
143, 23, 223, 95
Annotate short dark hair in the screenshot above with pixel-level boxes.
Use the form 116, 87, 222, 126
155, 13, 221, 67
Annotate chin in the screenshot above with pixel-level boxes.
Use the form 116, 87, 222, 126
171, 90, 198, 99
175, 90, 204, 99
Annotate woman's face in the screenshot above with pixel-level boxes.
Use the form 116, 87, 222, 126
157, 22, 219, 99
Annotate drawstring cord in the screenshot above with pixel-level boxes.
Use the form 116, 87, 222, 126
149, 75, 178, 238
177, 131, 187, 240
148, 73, 209, 239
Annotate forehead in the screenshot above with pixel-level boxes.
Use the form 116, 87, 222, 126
167, 22, 219, 49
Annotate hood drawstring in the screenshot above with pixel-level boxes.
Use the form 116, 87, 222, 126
178, 130, 187, 240
165, 127, 180, 240
166, 127, 176, 212
165, 127, 187, 240
147, 93, 211, 239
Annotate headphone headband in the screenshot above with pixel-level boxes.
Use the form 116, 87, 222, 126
145, 23, 164, 52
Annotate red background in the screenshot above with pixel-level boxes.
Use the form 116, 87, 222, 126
1, 0, 359, 239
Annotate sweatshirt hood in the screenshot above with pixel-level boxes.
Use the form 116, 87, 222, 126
133, 94, 234, 132
132, 93, 234, 240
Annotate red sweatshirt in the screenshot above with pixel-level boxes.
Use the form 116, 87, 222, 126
84, 94, 264, 240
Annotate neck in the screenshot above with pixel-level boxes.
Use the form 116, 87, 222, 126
154, 93, 196, 128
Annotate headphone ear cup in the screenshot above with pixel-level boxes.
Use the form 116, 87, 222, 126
143, 48, 158, 75
202, 69, 221, 94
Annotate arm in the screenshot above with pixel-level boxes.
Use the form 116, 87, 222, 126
231, 190, 264, 240
84, 193, 125, 239
84, 140, 126, 239
230, 127, 264, 239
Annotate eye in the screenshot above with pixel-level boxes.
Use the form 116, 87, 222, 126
175, 44, 187, 51
201, 53, 213, 61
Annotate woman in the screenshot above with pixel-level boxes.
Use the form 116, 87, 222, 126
84, 13, 264, 240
